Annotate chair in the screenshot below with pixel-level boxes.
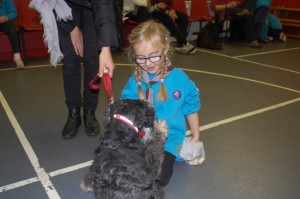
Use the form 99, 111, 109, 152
18, 0, 43, 65
187, 0, 213, 34
172, 0, 189, 15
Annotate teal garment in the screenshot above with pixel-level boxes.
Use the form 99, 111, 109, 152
259, 13, 282, 39
121, 68, 201, 160
259, 21, 268, 39
0, 0, 17, 21
254, 0, 272, 9
268, 13, 282, 29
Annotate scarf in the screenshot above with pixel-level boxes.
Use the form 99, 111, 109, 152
29, 0, 73, 66
140, 64, 174, 104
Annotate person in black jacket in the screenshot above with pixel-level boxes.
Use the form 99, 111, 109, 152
56, 0, 118, 139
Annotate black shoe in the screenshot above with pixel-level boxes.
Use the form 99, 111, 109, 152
83, 109, 100, 136
62, 108, 82, 139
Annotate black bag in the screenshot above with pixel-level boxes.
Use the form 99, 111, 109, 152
197, 11, 225, 50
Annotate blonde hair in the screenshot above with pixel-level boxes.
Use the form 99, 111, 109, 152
127, 20, 172, 102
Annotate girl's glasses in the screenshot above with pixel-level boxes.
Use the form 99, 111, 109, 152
134, 52, 164, 64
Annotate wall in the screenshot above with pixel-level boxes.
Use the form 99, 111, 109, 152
271, 0, 300, 9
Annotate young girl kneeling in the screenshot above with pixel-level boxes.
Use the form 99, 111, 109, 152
121, 20, 204, 187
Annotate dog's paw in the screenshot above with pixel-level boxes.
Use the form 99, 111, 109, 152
155, 120, 168, 138
80, 179, 93, 192
80, 171, 94, 192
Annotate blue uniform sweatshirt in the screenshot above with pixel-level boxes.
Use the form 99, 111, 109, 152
0, 0, 17, 21
121, 67, 201, 160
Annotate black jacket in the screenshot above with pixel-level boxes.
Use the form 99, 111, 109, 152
57, 0, 118, 50
67, 0, 92, 8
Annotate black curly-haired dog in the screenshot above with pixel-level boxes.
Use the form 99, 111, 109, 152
81, 99, 167, 199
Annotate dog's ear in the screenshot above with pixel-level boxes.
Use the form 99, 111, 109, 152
103, 99, 128, 121
133, 100, 155, 129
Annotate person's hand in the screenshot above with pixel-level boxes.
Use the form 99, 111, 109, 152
70, 26, 83, 57
227, 1, 239, 8
168, 9, 178, 20
157, 3, 166, 10
99, 46, 115, 78
0, 16, 9, 23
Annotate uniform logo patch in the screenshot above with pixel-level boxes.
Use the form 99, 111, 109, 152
173, 90, 181, 99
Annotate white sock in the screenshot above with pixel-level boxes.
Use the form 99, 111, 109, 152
13, 53, 21, 59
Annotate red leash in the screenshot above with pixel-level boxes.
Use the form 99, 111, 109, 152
89, 70, 114, 103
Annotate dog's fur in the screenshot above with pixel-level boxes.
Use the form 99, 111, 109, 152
197, 11, 226, 50
81, 99, 167, 199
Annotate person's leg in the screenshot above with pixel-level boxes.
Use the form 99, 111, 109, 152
174, 11, 189, 38
253, 6, 270, 41
158, 151, 176, 187
0, 21, 24, 68
125, 6, 149, 22
81, 8, 100, 136
152, 11, 195, 54
152, 11, 186, 46
240, 14, 262, 48
58, 9, 83, 139
136, 6, 150, 22
0, 21, 20, 53
269, 27, 286, 42
230, 15, 247, 41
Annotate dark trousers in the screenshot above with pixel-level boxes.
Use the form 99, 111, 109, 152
237, 0, 257, 11
268, 28, 281, 40
230, 14, 256, 42
125, 6, 150, 22
58, 8, 99, 111
158, 151, 176, 187
0, 20, 20, 53
152, 10, 188, 46
227, 0, 258, 42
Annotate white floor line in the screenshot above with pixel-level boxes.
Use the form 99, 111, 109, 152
196, 48, 233, 58
2, 97, 300, 193
0, 177, 39, 193
182, 68, 300, 94
232, 57, 300, 74
196, 48, 300, 74
0, 91, 61, 199
0, 161, 93, 193
187, 97, 300, 135
1, 59, 299, 194
234, 47, 300, 58
48, 161, 93, 177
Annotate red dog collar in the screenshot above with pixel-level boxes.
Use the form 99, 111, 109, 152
113, 114, 145, 137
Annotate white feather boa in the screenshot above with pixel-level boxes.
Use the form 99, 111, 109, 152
29, 0, 73, 66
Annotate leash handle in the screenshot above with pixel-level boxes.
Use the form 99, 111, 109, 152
89, 74, 102, 90
102, 72, 114, 103
89, 71, 114, 103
